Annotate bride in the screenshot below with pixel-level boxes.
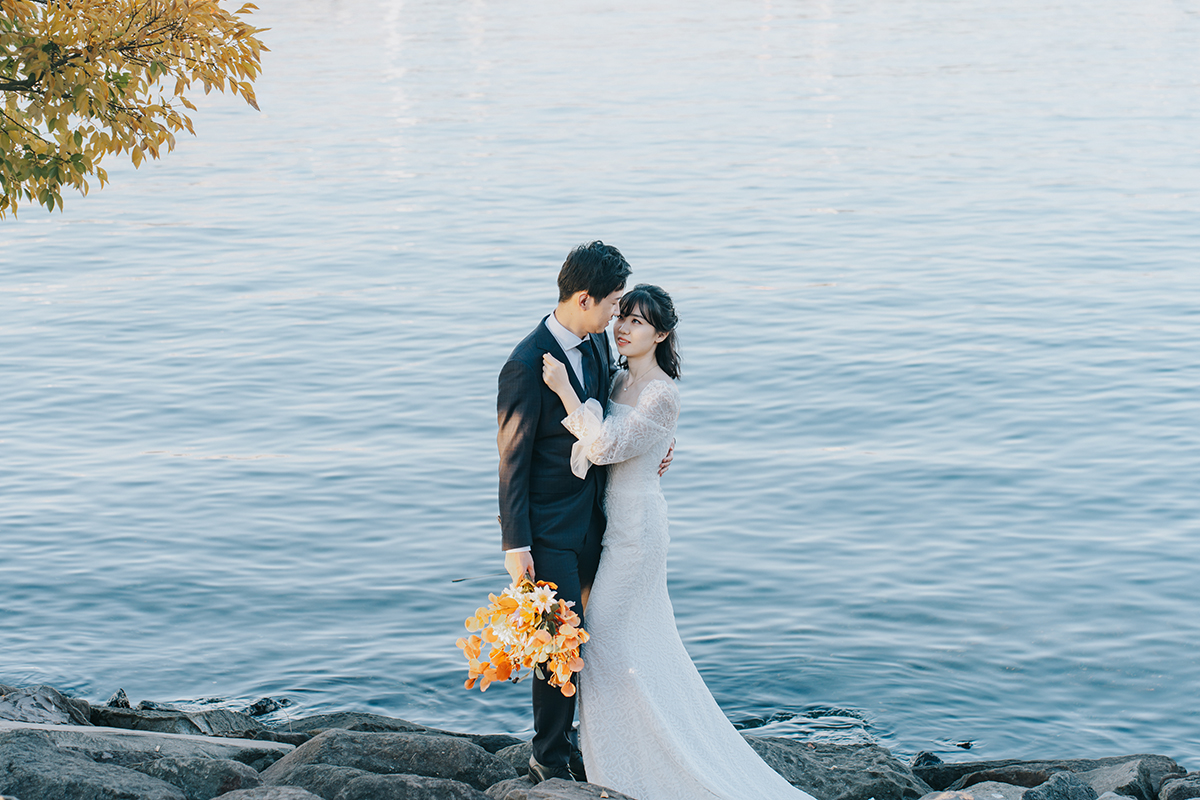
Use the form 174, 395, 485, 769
541, 284, 815, 800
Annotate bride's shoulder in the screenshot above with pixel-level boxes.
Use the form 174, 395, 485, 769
640, 377, 680, 414
646, 377, 679, 395
646, 365, 677, 391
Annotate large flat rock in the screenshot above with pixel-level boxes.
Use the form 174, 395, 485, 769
91, 706, 267, 737
0, 718, 293, 770
0, 729, 185, 800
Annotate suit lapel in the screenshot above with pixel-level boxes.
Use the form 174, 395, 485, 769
590, 332, 612, 406
537, 317, 588, 402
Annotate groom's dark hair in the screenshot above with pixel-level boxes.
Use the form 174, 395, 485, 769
558, 241, 632, 302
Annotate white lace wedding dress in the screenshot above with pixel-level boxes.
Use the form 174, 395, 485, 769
562, 379, 814, 800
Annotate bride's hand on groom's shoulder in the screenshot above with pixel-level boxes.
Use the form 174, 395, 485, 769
542, 354, 582, 414
658, 439, 675, 477
542, 353, 572, 396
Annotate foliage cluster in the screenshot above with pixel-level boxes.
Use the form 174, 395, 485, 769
1, 0, 266, 217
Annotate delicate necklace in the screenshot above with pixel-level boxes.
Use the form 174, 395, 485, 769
625, 365, 653, 390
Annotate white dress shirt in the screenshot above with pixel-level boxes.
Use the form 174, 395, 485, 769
545, 310, 589, 388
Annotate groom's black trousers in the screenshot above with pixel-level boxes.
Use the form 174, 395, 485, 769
529, 511, 604, 768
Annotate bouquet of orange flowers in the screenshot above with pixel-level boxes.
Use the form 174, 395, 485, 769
456, 575, 588, 697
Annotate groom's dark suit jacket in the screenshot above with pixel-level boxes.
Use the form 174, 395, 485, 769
498, 316, 613, 552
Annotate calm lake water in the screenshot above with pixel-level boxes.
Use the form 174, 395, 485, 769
3, 0, 1198, 766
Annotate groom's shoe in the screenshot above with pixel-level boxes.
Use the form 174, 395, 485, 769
528, 756, 576, 784
568, 749, 587, 782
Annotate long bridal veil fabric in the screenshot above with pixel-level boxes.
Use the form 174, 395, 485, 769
563, 381, 816, 800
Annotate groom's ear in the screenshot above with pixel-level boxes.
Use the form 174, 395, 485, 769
573, 290, 592, 310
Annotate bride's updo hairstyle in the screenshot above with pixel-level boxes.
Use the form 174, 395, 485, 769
618, 284, 681, 379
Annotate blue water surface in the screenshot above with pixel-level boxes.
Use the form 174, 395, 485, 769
2, 0, 1198, 765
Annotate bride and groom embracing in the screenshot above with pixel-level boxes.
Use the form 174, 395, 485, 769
497, 241, 814, 799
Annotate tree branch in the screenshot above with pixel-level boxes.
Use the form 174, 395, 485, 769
0, 76, 39, 92
0, 106, 53, 145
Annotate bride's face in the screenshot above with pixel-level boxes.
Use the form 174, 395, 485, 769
613, 305, 667, 359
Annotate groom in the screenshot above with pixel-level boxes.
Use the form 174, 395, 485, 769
498, 241, 660, 783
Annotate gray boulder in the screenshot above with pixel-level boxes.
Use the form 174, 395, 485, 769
91, 706, 267, 737
1025, 772, 1099, 800
977, 783, 1031, 800
486, 777, 637, 800
0, 685, 92, 726
140, 700, 183, 711
471, 733, 527, 754
495, 741, 533, 776
1075, 760, 1183, 800
948, 760, 1185, 800
132, 756, 263, 800
0, 728, 185, 800
920, 782, 1029, 800
283, 713, 430, 735
948, 768, 1065, 791
268, 763, 491, 800
746, 736, 934, 800
262, 729, 517, 791
90, 705, 210, 734
256, 729, 316, 746
245, 698, 292, 717
332, 772, 491, 800
106, 689, 132, 709
213, 789, 325, 800
919, 757, 1185, 800
1161, 773, 1200, 800
264, 764, 371, 800
283, 712, 521, 754
1, 718, 293, 771
488, 777, 536, 799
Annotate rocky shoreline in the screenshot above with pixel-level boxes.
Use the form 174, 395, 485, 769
1, 683, 1196, 800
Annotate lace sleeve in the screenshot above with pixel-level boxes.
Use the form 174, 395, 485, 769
561, 380, 679, 477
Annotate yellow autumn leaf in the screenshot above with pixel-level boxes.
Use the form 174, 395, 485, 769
0, 0, 267, 217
